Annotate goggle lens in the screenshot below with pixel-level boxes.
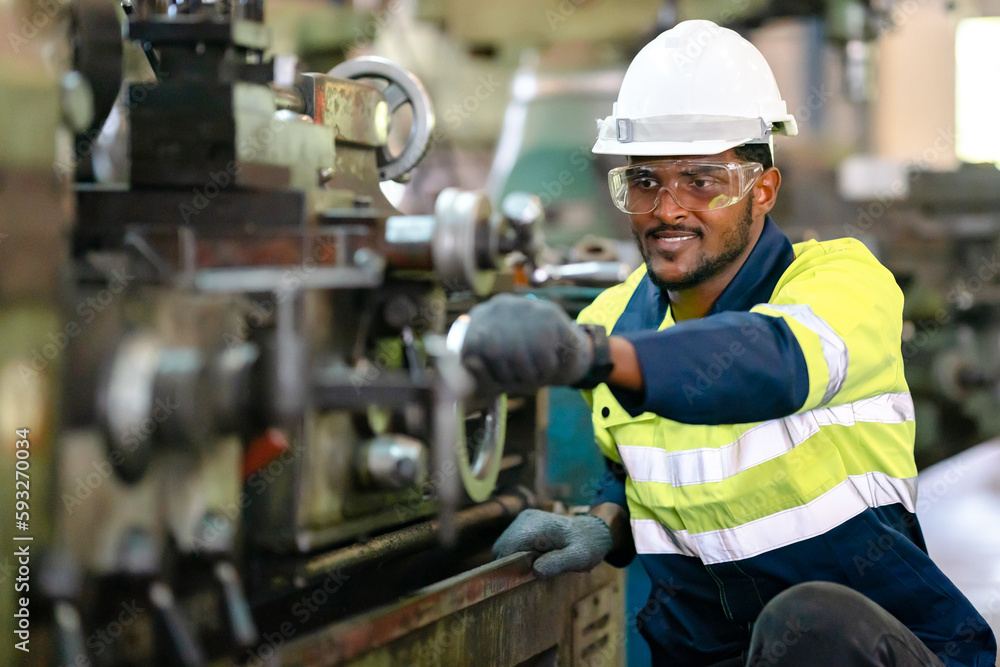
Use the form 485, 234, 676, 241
608, 161, 762, 214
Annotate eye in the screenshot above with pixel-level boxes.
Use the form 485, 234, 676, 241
630, 175, 659, 190
681, 172, 722, 189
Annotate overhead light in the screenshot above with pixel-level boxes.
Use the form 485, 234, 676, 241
956, 17, 1000, 165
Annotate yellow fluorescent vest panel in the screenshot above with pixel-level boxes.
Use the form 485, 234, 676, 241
578, 238, 917, 561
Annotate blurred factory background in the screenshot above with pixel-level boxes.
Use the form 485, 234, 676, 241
2, 0, 1000, 665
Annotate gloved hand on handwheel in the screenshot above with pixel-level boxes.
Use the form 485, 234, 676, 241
492, 509, 614, 579
460, 294, 613, 394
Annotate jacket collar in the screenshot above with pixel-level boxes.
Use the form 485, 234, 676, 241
709, 214, 796, 315
612, 215, 795, 334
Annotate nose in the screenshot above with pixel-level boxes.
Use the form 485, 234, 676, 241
652, 186, 689, 223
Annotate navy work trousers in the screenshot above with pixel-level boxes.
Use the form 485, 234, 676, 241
707, 581, 946, 667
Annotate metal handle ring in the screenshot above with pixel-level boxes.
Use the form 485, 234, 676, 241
328, 56, 436, 183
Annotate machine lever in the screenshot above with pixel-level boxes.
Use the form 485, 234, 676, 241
402, 326, 424, 383
149, 581, 207, 666
214, 561, 258, 652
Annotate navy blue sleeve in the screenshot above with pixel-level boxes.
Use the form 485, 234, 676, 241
612, 311, 809, 425
592, 457, 636, 567
594, 457, 629, 508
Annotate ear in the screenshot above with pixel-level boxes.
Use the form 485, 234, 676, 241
752, 167, 781, 218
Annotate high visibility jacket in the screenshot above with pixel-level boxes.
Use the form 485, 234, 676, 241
579, 217, 996, 667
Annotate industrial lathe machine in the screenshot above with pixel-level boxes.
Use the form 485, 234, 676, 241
0, 0, 625, 664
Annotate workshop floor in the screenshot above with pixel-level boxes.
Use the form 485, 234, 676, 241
918, 440, 1000, 639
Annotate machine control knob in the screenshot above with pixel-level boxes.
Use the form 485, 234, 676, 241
99, 336, 214, 483
492, 191, 542, 271
355, 435, 429, 491
99, 335, 258, 484
500, 191, 544, 233
499, 191, 541, 252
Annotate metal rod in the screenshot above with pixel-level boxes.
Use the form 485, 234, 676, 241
271, 86, 306, 113
303, 493, 528, 580
122, 1, 161, 76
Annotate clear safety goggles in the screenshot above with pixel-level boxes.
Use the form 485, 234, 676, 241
608, 160, 763, 214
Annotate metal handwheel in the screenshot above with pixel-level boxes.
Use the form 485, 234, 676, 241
328, 56, 436, 183
446, 315, 507, 502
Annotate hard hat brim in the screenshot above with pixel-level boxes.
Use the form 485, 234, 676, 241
591, 137, 753, 158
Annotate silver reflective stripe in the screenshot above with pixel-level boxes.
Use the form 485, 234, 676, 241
617, 392, 914, 487
630, 472, 917, 564
599, 114, 769, 144
764, 304, 848, 406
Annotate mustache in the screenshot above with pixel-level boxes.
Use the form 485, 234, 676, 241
644, 224, 702, 239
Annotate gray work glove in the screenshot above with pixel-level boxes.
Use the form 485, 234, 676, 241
492, 509, 613, 579
462, 295, 593, 394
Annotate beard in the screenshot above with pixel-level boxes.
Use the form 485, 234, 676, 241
634, 197, 755, 293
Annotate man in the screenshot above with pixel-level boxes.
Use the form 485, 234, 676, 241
461, 20, 997, 667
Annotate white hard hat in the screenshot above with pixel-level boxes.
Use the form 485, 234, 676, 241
593, 20, 798, 157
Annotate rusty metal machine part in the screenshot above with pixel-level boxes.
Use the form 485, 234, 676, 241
327, 55, 436, 183
300, 493, 529, 583
277, 550, 625, 666
293, 73, 390, 148
0, 0, 610, 663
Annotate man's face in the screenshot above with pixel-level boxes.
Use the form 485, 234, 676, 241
626, 149, 760, 292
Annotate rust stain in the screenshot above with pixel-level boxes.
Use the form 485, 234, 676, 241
316, 84, 326, 126
286, 558, 536, 663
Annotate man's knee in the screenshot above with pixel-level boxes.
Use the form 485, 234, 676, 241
748, 582, 860, 666
755, 582, 871, 642
751, 582, 943, 667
